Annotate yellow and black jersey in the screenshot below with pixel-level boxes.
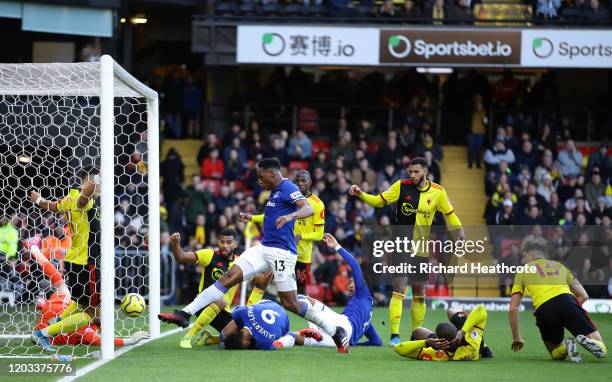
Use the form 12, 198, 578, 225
56, 189, 99, 266
359, 180, 462, 257
194, 248, 238, 311
511, 258, 575, 310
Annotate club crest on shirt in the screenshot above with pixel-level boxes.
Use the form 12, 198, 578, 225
211, 268, 225, 280
470, 330, 479, 339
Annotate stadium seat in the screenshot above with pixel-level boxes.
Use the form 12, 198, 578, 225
289, 160, 309, 171
303, 4, 326, 16
238, 3, 257, 16
215, 2, 236, 16
312, 140, 330, 158
284, 3, 303, 16
298, 107, 319, 133
261, 3, 283, 16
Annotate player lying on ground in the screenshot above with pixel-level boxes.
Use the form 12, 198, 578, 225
31, 246, 148, 349
220, 300, 290, 350
349, 157, 465, 346
246, 169, 325, 303
167, 228, 239, 349
509, 239, 607, 362
31, 166, 101, 352
273, 233, 382, 349
159, 158, 350, 353
394, 304, 487, 361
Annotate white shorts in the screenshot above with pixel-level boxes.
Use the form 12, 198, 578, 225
234, 243, 297, 292
307, 299, 353, 347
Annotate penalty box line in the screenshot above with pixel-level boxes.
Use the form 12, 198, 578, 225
57, 327, 183, 382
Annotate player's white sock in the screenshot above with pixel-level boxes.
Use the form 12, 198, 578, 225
277, 334, 296, 348
183, 281, 227, 315
303, 306, 336, 336
304, 337, 326, 347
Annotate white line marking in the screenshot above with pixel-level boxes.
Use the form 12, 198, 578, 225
57, 328, 182, 382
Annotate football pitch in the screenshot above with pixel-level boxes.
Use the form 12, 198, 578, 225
72, 307, 611, 382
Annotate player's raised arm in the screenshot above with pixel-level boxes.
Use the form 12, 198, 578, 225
349, 181, 400, 208
169, 233, 198, 263
76, 177, 98, 209
30, 191, 59, 212
275, 198, 313, 228
323, 233, 364, 287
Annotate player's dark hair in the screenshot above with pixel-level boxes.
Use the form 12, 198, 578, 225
295, 169, 311, 179
522, 241, 547, 255
219, 227, 238, 239
79, 165, 100, 180
257, 157, 281, 170
408, 157, 428, 169
224, 330, 247, 350
435, 322, 458, 342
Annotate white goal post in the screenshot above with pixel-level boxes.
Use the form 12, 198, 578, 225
0, 55, 160, 361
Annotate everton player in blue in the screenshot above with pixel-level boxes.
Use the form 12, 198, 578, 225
222, 300, 290, 350
159, 158, 350, 353
273, 233, 383, 349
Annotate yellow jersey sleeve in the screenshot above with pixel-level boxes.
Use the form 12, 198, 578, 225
395, 340, 450, 361
360, 180, 401, 207
57, 189, 94, 212
313, 198, 325, 226
511, 272, 525, 295
195, 248, 215, 267
436, 187, 454, 215
251, 214, 264, 224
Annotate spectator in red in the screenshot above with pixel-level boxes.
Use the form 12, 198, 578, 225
197, 133, 218, 166
200, 149, 224, 179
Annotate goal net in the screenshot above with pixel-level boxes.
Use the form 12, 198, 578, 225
0, 56, 160, 360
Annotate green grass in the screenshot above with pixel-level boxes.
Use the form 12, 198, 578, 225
78, 308, 612, 382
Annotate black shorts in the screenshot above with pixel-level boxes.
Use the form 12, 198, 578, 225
451, 312, 486, 353
534, 293, 597, 344
295, 261, 311, 291
65, 262, 100, 309
194, 308, 233, 333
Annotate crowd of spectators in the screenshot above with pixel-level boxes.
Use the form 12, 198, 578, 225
161, 119, 448, 305
483, 123, 612, 297
213, 0, 612, 24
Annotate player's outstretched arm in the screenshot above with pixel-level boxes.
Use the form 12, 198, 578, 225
30, 191, 59, 212
322, 234, 364, 288
357, 324, 383, 347
395, 339, 449, 360
169, 233, 197, 263
509, 293, 524, 352
349, 183, 399, 208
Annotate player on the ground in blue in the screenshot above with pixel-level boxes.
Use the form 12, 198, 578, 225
221, 300, 290, 350
159, 158, 350, 353
273, 233, 383, 349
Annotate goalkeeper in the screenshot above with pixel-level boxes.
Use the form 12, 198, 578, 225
31, 245, 148, 350
30, 166, 101, 352
167, 228, 239, 349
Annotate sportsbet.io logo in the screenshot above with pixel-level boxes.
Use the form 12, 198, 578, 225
532, 37, 554, 59
262, 33, 285, 56
388, 35, 411, 58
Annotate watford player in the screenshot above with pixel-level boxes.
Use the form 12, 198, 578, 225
509, 239, 607, 362
168, 228, 239, 349
244, 169, 325, 303
349, 157, 464, 346
394, 304, 488, 361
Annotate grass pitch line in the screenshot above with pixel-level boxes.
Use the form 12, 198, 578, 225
57, 327, 183, 382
